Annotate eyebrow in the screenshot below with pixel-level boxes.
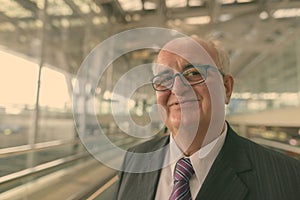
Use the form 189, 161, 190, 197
156, 64, 195, 75
156, 69, 173, 76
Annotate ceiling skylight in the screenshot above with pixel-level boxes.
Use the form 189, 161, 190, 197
73, 0, 91, 14
47, 0, 73, 16
220, 0, 235, 4
0, 0, 33, 18
188, 0, 205, 7
29, 0, 45, 9
273, 8, 300, 19
119, 0, 143, 11
166, 0, 187, 8
185, 15, 211, 25
237, 0, 254, 3
0, 22, 15, 31
144, 1, 157, 10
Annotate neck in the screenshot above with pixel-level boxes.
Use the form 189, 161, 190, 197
174, 123, 226, 156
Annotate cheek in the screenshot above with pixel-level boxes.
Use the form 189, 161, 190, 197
194, 86, 211, 113
156, 92, 169, 107
202, 93, 212, 115
156, 92, 169, 120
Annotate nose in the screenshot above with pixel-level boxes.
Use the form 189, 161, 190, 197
171, 74, 188, 95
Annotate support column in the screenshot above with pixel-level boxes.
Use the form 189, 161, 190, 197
27, 0, 48, 169
296, 32, 300, 106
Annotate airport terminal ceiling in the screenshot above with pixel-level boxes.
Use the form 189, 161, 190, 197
0, 0, 300, 94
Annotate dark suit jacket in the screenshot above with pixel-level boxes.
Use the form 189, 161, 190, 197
115, 124, 300, 200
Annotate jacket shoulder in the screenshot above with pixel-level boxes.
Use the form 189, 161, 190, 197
227, 126, 300, 180
128, 135, 169, 153
236, 132, 299, 166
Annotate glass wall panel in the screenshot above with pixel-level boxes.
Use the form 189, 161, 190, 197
0, 51, 38, 147
37, 66, 74, 143
229, 37, 300, 114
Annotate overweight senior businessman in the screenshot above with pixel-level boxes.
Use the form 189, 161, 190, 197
115, 35, 300, 200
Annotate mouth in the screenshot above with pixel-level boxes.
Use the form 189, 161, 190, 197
168, 99, 199, 107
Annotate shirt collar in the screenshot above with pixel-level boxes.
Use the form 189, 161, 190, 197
169, 123, 228, 181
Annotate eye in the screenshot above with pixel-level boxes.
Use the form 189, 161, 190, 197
159, 74, 173, 84
152, 73, 173, 90
185, 70, 200, 77
183, 68, 204, 81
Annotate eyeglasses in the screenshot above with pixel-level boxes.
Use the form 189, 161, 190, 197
151, 65, 224, 91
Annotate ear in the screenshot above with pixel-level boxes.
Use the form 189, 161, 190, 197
223, 75, 234, 104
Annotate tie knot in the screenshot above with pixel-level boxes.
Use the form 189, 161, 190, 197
174, 157, 195, 182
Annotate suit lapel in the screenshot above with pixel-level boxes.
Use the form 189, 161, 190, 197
196, 126, 252, 200
134, 170, 162, 200
131, 136, 170, 200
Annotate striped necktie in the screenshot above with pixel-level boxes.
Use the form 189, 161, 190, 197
170, 157, 195, 200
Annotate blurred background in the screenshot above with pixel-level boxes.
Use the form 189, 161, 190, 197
0, 0, 299, 199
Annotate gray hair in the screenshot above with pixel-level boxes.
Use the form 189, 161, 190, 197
190, 35, 230, 74
208, 39, 230, 74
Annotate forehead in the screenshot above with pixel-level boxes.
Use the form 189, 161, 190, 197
156, 37, 216, 70
153, 51, 187, 74
157, 51, 189, 66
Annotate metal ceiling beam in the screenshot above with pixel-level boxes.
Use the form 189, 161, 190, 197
122, 1, 300, 21
207, 0, 222, 23
94, 0, 126, 22
15, 0, 39, 17
64, 0, 89, 21
0, 0, 299, 76
156, 0, 167, 25
1, 0, 300, 24
2, 1, 299, 26
0, 13, 27, 33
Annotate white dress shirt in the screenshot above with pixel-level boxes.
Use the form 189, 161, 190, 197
155, 124, 227, 200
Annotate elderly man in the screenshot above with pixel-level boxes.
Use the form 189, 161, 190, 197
115, 35, 300, 200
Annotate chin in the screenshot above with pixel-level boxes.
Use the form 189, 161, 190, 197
169, 118, 199, 134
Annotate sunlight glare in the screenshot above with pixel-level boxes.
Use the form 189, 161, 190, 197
0, 49, 70, 112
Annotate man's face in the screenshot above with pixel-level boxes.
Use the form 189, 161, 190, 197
155, 50, 212, 138
154, 38, 230, 152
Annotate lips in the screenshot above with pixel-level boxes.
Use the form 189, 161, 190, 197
168, 99, 199, 107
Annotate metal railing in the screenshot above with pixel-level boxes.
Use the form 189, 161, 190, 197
1, 129, 299, 200
0, 139, 78, 158
0, 133, 142, 199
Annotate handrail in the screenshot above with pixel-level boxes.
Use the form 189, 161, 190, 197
0, 136, 139, 186
86, 175, 119, 200
0, 133, 135, 158
0, 151, 89, 185
1, 134, 298, 199
0, 139, 79, 158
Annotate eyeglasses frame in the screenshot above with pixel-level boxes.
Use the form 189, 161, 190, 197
150, 65, 225, 92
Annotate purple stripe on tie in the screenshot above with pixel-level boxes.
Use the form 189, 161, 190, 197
171, 182, 187, 197
176, 164, 194, 180
170, 158, 195, 200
